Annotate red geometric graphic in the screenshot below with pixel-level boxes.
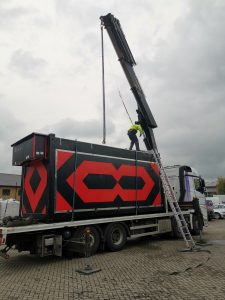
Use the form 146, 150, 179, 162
56, 191, 72, 212
67, 161, 155, 203
24, 161, 47, 213
152, 192, 161, 206
151, 162, 159, 176
57, 151, 73, 170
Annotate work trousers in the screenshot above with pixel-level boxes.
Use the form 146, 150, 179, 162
128, 131, 140, 151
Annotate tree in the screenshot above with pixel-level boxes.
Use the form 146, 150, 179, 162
216, 177, 225, 194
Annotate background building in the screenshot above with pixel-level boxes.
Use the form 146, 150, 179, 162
205, 178, 218, 197
0, 173, 21, 200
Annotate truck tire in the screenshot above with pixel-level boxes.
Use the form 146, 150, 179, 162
208, 215, 213, 221
63, 250, 74, 259
105, 223, 127, 251
192, 215, 201, 236
214, 213, 221, 220
171, 218, 182, 239
73, 226, 100, 256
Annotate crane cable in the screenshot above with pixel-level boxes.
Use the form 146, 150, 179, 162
101, 23, 134, 144
118, 90, 133, 125
101, 24, 106, 144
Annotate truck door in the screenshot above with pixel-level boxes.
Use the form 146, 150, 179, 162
190, 176, 208, 225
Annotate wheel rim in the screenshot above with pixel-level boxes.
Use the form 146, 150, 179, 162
111, 228, 123, 245
89, 234, 95, 247
80, 233, 95, 248
215, 213, 220, 219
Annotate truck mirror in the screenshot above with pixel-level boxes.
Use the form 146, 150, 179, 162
201, 179, 205, 188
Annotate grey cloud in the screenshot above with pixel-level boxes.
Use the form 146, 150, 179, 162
0, 5, 35, 29
0, 97, 24, 140
53, 0, 225, 179
146, 2, 225, 94
0, 104, 115, 174
54, 0, 109, 69
1, 0, 225, 181
42, 118, 115, 142
9, 50, 47, 79
32, 15, 52, 28
54, 0, 107, 21
0, 97, 24, 174
139, 1, 225, 178
0, 3, 52, 31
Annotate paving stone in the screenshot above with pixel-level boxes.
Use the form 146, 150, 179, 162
0, 220, 224, 299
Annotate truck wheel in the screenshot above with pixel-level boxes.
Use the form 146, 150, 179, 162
192, 215, 200, 236
105, 223, 127, 251
63, 250, 74, 259
73, 226, 100, 256
214, 213, 221, 220
171, 218, 182, 239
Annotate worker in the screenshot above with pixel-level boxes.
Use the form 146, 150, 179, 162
127, 121, 144, 151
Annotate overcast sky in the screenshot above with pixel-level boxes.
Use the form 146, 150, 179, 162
0, 0, 225, 179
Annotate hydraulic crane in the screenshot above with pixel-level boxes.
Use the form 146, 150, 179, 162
100, 13, 157, 151
100, 13, 196, 249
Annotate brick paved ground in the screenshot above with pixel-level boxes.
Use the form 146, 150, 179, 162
0, 220, 225, 300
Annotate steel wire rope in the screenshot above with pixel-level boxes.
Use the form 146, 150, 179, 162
100, 26, 135, 136
101, 24, 106, 144
101, 28, 140, 220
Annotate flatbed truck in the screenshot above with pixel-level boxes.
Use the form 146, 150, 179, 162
0, 14, 206, 258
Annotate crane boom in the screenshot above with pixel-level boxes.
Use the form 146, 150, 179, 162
100, 13, 158, 150
100, 15, 198, 250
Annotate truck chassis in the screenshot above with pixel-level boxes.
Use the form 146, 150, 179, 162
0, 210, 194, 258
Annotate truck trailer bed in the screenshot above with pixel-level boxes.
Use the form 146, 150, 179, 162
0, 211, 194, 247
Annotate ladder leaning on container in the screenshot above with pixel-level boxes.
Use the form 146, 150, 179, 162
152, 150, 196, 249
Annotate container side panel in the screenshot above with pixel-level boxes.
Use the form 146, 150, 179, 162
12, 133, 48, 166
21, 160, 48, 217
55, 150, 74, 212
13, 138, 33, 166
55, 149, 163, 216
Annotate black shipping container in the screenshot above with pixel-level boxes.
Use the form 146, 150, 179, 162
12, 133, 165, 222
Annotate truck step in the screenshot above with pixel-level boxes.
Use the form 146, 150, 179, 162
130, 224, 158, 230
129, 231, 159, 239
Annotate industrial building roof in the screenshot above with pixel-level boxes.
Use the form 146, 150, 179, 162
0, 173, 21, 187
205, 178, 218, 187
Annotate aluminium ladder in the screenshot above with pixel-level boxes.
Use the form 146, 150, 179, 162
152, 150, 196, 249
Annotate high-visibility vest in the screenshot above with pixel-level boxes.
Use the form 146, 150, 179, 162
128, 124, 144, 135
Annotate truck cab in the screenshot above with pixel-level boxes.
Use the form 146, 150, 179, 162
165, 165, 208, 227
